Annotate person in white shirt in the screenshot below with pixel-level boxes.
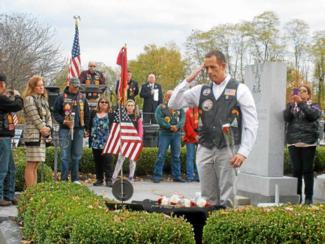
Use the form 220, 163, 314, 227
168, 50, 258, 207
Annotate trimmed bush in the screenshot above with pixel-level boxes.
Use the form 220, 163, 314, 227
203, 205, 325, 243
14, 146, 188, 176
70, 211, 195, 244
19, 182, 195, 243
18, 182, 105, 241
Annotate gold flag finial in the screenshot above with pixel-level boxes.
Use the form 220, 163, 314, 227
73, 16, 81, 26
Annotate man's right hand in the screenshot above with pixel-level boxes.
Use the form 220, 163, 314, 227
63, 120, 73, 129
185, 63, 205, 83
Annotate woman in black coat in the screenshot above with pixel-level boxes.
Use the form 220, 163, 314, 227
284, 84, 321, 204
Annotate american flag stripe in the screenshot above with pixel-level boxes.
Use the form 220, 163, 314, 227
105, 123, 120, 153
102, 106, 143, 161
11, 113, 18, 126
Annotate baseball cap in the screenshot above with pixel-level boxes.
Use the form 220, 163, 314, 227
70, 77, 80, 88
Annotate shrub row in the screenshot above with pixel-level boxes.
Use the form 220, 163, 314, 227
14, 146, 188, 176
14, 146, 325, 176
203, 204, 325, 243
18, 182, 195, 243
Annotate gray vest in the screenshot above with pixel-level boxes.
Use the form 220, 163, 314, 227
198, 79, 242, 149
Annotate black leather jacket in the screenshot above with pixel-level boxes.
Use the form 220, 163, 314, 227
284, 101, 321, 144
0, 94, 23, 137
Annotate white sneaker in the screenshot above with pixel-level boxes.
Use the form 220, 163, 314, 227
73, 181, 81, 185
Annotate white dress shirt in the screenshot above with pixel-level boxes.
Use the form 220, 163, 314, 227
168, 74, 258, 158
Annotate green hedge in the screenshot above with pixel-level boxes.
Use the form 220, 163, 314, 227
18, 182, 195, 244
13, 146, 325, 177
203, 204, 325, 243
14, 146, 188, 176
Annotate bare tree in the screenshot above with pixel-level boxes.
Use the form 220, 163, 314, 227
0, 13, 63, 90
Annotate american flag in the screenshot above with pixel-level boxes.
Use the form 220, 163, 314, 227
11, 113, 18, 126
67, 21, 81, 81
102, 106, 143, 161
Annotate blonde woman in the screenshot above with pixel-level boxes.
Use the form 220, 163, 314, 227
23, 76, 52, 187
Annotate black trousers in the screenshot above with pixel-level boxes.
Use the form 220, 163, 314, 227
92, 148, 113, 182
288, 146, 316, 200
143, 112, 156, 124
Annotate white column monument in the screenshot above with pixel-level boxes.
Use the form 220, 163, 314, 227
237, 62, 299, 204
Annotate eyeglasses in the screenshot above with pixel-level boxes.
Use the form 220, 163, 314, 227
100, 101, 109, 104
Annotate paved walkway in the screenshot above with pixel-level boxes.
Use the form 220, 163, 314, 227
90, 180, 201, 202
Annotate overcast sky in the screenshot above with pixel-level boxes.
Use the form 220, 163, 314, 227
1, 0, 325, 69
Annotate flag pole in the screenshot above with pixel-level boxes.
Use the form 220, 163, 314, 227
118, 43, 127, 203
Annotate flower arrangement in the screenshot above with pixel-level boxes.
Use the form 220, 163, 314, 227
157, 193, 210, 208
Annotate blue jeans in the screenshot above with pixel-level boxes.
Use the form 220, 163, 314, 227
153, 132, 182, 180
186, 143, 199, 181
0, 138, 16, 200
59, 128, 84, 181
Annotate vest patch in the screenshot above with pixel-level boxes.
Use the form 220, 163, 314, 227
202, 88, 211, 96
225, 89, 236, 96
202, 99, 213, 111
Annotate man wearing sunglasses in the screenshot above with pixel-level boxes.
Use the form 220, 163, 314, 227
79, 61, 106, 86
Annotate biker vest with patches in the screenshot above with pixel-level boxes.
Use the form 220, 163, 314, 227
0, 112, 15, 137
160, 104, 181, 126
198, 79, 242, 149
63, 92, 85, 127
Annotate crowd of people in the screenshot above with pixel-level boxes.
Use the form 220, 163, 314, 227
0, 50, 321, 207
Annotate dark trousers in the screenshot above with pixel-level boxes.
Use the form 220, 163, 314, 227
92, 148, 113, 182
143, 112, 156, 124
288, 146, 316, 200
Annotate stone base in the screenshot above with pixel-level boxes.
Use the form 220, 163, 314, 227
237, 172, 299, 205
234, 195, 251, 207
314, 174, 325, 203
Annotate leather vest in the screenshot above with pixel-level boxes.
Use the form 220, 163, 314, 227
198, 79, 242, 149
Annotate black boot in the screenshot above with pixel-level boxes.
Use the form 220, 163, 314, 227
93, 180, 103, 186
105, 180, 113, 187
304, 195, 313, 205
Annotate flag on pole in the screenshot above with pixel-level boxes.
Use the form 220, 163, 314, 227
67, 18, 81, 82
11, 113, 18, 126
116, 46, 128, 104
102, 106, 143, 161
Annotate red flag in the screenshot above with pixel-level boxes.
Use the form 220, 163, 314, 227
67, 21, 81, 83
116, 47, 128, 104
102, 106, 143, 161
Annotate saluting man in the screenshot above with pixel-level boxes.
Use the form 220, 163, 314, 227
168, 50, 258, 207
